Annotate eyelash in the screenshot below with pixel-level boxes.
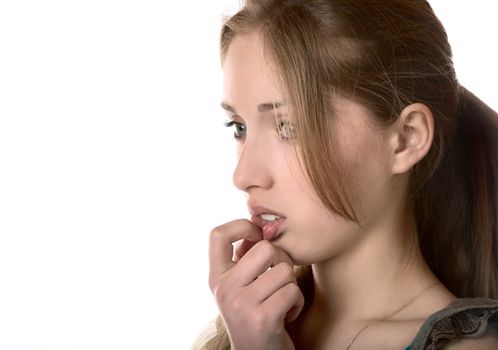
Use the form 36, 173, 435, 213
224, 120, 246, 140
224, 119, 295, 142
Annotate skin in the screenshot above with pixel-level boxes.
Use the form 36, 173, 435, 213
209, 30, 498, 349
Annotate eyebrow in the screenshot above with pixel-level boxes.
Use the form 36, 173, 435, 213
220, 101, 283, 114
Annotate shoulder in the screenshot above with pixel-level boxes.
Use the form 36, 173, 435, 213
442, 326, 498, 350
410, 297, 498, 350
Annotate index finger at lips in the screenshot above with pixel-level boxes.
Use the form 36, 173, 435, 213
209, 219, 262, 278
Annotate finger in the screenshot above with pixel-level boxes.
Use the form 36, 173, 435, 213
262, 282, 304, 323
245, 262, 296, 303
209, 219, 262, 278
228, 240, 293, 286
285, 297, 304, 323
232, 212, 279, 261
233, 239, 258, 262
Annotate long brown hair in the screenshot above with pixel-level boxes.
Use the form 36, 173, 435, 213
194, 1, 498, 348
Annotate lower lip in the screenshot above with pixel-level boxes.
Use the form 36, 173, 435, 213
262, 218, 285, 240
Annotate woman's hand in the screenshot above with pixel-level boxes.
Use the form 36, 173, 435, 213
208, 219, 304, 350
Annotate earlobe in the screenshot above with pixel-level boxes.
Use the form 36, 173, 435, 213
391, 103, 434, 175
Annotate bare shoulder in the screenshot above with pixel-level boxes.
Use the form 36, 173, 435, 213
354, 286, 458, 349
442, 326, 498, 350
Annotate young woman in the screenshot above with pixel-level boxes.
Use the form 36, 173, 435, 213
196, 1, 498, 349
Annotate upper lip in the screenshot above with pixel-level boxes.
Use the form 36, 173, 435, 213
248, 204, 286, 218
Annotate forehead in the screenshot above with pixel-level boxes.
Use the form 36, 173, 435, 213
222, 31, 282, 113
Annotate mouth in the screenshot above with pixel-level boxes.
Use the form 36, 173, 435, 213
260, 213, 282, 222
249, 208, 286, 241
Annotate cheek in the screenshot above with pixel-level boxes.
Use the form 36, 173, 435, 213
340, 141, 392, 224
330, 116, 389, 208
278, 162, 363, 264
276, 206, 362, 266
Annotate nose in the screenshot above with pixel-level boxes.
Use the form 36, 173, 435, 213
232, 137, 274, 192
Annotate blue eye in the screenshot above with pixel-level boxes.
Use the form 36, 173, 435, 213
224, 120, 247, 140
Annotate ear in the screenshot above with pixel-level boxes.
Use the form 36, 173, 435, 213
389, 103, 434, 175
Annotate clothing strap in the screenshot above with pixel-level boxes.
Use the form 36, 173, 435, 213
409, 297, 498, 350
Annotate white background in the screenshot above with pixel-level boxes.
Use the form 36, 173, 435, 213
0, 1, 496, 349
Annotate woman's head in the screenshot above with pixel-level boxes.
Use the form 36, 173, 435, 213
223, 28, 438, 266
221, 0, 456, 264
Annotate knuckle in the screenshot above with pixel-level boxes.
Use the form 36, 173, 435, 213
214, 282, 250, 316
255, 240, 273, 256
252, 309, 270, 332
231, 295, 245, 314
286, 283, 301, 298
277, 262, 295, 280
209, 226, 223, 241
213, 283, 230, 304
208, 274, 221, 293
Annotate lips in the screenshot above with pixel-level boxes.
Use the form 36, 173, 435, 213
248, 205, 286, 219
249, 205, 286, 241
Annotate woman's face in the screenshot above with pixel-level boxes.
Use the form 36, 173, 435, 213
222, 31, 398, 266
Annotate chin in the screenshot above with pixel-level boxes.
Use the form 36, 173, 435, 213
271, 236, 317, 266
272, 230, 350, 267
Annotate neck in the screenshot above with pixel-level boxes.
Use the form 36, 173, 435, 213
308, 212, 440, 325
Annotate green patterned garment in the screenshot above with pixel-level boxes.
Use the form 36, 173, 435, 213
402, 298, 498, 350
